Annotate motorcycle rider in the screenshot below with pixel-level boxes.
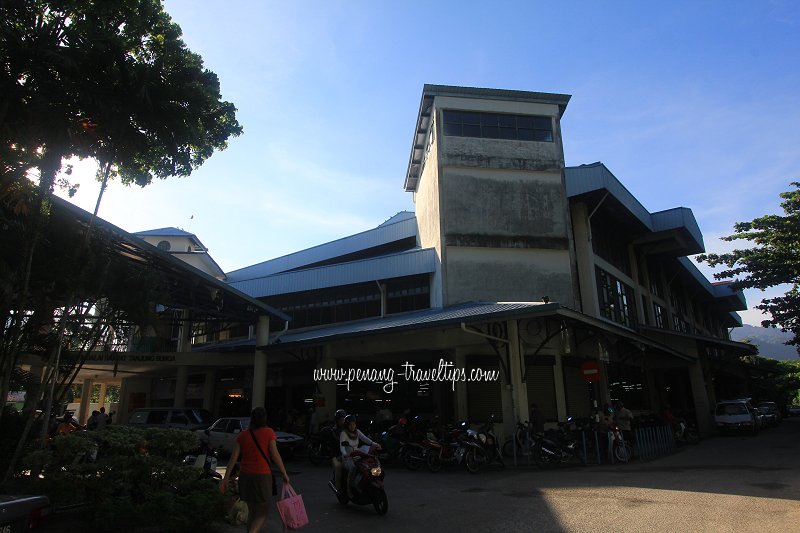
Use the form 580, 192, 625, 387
340, 414, 381, 498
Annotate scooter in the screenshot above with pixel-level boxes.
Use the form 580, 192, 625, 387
328, 444, 388, 515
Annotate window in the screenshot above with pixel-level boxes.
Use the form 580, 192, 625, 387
596, 267, 637, 327
653, 303, 666, 329
591, 222, 631, 275
442, 110, 553, 142
157, 240, 171, 251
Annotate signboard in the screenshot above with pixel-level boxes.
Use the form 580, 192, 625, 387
580, 360, 600, 383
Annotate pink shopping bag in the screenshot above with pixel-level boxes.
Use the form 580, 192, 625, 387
276, 483, 309, 530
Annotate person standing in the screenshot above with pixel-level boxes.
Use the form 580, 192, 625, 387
221, 407, 290, 533
615, 401, 635, 447
96, 407, 110, 430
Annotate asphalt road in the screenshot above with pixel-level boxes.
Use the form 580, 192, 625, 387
245, 417, 800, 533
43, 418, 800, 532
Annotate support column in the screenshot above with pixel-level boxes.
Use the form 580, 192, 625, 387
454, 348, 469, 423
174, 366, 188, 407
315, 346, 337, 422
689, 360, 712, 435
507, 320, 528, 432
203, 370, 216, 412
252, 315, 270, 409
78, 379, 93, 424
97, 382, 107, 410
117, 378, 129, 424
554, 352, 567, 421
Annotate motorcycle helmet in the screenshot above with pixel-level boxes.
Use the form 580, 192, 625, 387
335, 409, 347, 420
398, 417, 407, 426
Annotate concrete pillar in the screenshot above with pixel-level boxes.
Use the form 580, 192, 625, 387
571, 202, 599, 316
176, 309, 191, 353
554, 353, 567, 422
117, 378, 129, 424
203, 370, 216, 412
689, 360, 712, 435
78, 378, 93, 424
454, 348, 469, 422
252, 315, 270, 409
314, 347, 337, 422
507, 320, 528, 429
97, 382, 107, 410
174, 366, 188, 407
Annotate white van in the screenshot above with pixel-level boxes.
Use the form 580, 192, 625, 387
127, 407, 213, 431
714, 400, 758, 435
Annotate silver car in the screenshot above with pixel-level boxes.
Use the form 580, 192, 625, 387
198, 417, 304, 458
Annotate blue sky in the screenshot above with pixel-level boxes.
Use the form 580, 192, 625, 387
55, 0, 800, 326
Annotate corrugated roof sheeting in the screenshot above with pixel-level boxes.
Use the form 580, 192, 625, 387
651, 207, 704, 252
226, 212, 417, 282
229, 248, 436, 298
676, 257, 746, 311
135, 227, 196, 237
565, 163, 653, 229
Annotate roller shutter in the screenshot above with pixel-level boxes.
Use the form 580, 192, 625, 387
525, 365, 557, 421
564, 366, 593, 418
467, 367, 502, 423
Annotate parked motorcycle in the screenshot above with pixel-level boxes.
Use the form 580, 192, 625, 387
424, 422, 483, 474
183, 443, 222, 480
532, 417, 586, 468
475, 414, 505, 467
608, 423, 631, 463
307, 424, 339, 466
673, 419, 700, 445
328, 444, 388, 515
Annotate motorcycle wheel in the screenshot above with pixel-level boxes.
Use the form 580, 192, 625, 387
532, 442, 553, 469
308, 444, 323, 466
372, 488, 389, 516
501, 439, 518, 459
426, 451, 443, 473
464, 448, 483, 474
402, 447, 423, 471
686, 430, 700, 445
614, 443, 631, 463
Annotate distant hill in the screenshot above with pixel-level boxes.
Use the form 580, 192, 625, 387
730, 324, 798, 360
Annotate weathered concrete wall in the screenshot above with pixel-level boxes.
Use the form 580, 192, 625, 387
441, 168, 569, 244
414, 114, 444, 308
444, 247, 573, 305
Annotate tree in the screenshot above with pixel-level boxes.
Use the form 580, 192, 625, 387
0, 0, 242, 451
697, 182, 800, 350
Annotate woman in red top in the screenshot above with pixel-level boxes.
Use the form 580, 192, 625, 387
221, 407, 290, 533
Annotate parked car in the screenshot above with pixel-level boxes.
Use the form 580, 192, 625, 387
757, 402, 781, 426
127, 407, 214, 431
0, 494, 49, 531
787, 404, 800, 417
197, 417, 304, 459
714, 399, 759, 435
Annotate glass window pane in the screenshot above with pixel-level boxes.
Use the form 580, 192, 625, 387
443, 123, 462, 136
482, 126, 499, 138
481, 114, 499, 127
461, 112, 480, 125
516, 116, 534, 128
463, 124, 481, 137
532, 130, 553, 142
532, 117, 552, 130
443, 111, 461, 124
498, 115, 516, 127
517, 129, 534, 141
499, 127, 516, 139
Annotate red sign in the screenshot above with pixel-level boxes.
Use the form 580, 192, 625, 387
580, 361, 600, 383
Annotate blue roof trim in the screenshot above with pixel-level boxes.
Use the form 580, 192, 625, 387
677, 257, 747, 311
565, 162, 704, 253
135, 227, 196, 237
651, 208, 704, 252
229, 248, 436, 298
226, 212, 418, 282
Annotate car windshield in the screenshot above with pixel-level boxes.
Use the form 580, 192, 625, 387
717, 403, 747, 415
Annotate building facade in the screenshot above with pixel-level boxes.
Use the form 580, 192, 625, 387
72, 85, 754, 438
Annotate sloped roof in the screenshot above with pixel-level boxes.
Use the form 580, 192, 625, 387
135, 227, 196, 237
226, 211, 417, 282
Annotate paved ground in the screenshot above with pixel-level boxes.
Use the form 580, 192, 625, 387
42, 418, 800, 532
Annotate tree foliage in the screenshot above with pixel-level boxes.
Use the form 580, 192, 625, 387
697, 182, 800, 349
1, 0, 243, 195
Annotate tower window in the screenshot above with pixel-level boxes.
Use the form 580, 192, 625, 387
157, 240, 171, 251
442, 110, 553, 142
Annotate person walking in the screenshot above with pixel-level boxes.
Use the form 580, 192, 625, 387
221, 407, 290, 533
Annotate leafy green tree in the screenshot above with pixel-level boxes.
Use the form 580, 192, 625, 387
697, 183, 800, 350
1, 0, 242, 475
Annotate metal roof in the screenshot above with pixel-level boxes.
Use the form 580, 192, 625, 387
677, 257, 747, 311
226, 211, 417, 282
52, 197, 290, 322
228, 248, 436, 298
404, 84, 572, 192
135, 227, 196, 238
565, 163, 704, 254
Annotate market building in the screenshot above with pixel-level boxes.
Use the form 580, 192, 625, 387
44, 85, 755, 438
